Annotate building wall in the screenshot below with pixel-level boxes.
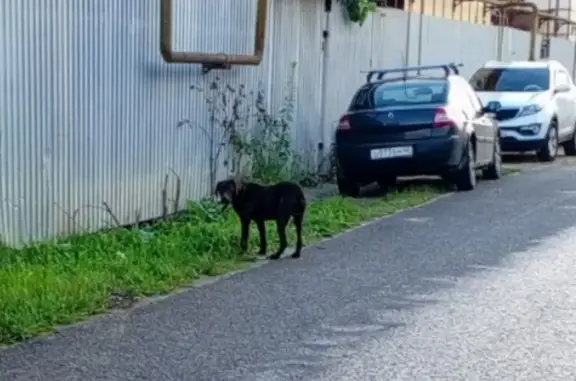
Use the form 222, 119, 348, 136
0, 1, 574, 245
408, 0, 489, 24
531, 0, 576, 37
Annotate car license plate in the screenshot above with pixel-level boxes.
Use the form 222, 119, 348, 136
500, 129, 513, 138
370, 146, 413, 160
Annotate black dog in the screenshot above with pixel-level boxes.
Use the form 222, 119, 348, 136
215, 179, 306, 260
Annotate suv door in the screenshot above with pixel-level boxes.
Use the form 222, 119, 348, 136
553, 69, 572, 139
561, 69, 576, 138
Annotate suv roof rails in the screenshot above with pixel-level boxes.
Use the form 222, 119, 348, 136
365, 63, 463, 83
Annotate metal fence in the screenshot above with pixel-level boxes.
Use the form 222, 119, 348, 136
0, 0, 574, 246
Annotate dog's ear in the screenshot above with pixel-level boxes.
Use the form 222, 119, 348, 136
214, 180, 223, 195
233, 176, 244, 194
235, 180, 244, 194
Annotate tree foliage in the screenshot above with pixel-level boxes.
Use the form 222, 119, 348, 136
343, 0, 377, 25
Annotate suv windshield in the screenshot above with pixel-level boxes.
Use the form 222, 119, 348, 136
350, 80, 448, 111
470, 67, 550, 92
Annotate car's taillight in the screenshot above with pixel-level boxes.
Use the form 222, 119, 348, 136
337, 115, 351, 131
433, 107, 455, 128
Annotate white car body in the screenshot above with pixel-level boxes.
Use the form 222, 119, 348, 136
470, 60, 576, 159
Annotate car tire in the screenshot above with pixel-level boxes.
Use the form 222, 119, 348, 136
337, 177, 360, 197
377, 175, 397, 190
336, 164, 360, 197
537, 121, 558, 162
454, 141, 476, 191
482, 135, 502, 180
562, 124, 576, 156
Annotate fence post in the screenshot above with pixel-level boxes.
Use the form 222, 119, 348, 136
318, 0, 332, 174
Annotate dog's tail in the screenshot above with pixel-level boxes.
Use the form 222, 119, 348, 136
294, 190, 307, 215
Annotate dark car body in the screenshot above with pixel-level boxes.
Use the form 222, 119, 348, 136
334, 66, 501, 195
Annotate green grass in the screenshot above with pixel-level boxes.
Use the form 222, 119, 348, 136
0, 176, 502, 345
502, 166, 521, 176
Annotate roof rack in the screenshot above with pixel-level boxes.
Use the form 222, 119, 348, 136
365, 63, 463, 83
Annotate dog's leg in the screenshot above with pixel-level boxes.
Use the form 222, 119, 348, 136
291, 214, 304, 258
269, 217, 289, 260
256, 220, 267, 255
240, 218, 250, 252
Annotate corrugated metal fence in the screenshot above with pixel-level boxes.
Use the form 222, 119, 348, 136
0, 0, 574, 245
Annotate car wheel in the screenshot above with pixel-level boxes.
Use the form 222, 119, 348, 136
562, 124, 576, 156
377, 175, 397, 190
337, 177, 360, 197
482, 135, 502, 180
537, 121, 558, 162
336, 165, 360, 197
454, 142, 476, 191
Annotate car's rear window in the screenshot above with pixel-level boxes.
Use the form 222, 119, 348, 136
470, 67, 550, 92
349, 80, 448, 111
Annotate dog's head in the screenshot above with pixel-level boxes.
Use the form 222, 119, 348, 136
214, 178, 243, 206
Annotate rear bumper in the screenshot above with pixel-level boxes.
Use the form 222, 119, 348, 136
336, 135, 465, 182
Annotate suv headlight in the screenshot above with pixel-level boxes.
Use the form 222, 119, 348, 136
516, 104, 543, 117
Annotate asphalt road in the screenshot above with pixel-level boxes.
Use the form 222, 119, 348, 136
4, 161, 576, 380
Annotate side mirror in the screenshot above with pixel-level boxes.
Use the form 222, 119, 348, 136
554, 83, 570, 93
482, 100, 502, 114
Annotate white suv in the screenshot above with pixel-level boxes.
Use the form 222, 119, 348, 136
470, 60, 576, 161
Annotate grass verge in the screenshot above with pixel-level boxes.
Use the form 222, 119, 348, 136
502, 166, 521, 176
0, 170, 517, 345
